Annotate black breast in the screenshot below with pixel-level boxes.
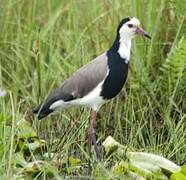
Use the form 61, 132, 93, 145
100, 51, 128, 99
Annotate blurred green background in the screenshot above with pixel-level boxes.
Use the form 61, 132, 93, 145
0, 0, 185, 178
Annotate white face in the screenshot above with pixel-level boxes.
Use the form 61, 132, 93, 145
119, 17, 141, 39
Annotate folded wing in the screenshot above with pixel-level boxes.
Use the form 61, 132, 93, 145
33, 52, 108, 119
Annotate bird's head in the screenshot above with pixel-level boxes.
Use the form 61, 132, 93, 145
117, 17, 151, 40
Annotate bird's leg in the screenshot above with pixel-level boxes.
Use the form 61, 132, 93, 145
88, 110, 101, 160
87, 110, 96, 174
87, 110, 102, 174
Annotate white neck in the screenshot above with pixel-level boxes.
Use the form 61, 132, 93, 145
118, 36, 132, 64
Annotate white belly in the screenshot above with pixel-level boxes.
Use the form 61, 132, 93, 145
49, 81, 105, 112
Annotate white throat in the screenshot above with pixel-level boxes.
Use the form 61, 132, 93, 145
118, 36, 132, 64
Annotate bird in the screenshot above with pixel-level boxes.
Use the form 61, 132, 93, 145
33, 17, 151, 161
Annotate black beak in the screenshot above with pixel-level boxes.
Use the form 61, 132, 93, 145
144, 33, 151, 39
135, 27, 151, 39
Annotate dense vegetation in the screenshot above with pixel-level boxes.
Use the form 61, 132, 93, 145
0, 0, 185, 179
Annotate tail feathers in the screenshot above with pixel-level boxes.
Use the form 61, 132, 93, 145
33, 104, 53, 120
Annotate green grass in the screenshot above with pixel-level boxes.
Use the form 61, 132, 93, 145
0, 0, 186, 179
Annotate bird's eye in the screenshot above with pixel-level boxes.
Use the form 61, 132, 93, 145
128, 24, 133, 28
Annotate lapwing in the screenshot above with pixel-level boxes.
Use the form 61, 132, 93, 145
33, 17, 151, 161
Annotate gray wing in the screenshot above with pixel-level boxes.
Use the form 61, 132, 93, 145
58, 52, 108, 100
34, 52, 108, 117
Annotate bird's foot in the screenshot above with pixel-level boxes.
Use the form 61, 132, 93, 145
92, 135, 102, 161
87, 133, 102, 176
88, 128, 102, 161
